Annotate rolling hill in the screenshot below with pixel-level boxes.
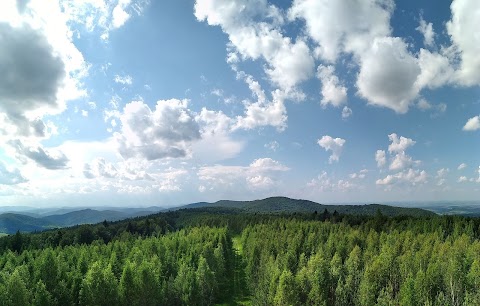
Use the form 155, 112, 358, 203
0, 196, 436, 234
42, 209, 129, 227
179, 196, 436, 217
0, 213, 55, 234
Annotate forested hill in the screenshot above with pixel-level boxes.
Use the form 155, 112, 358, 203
179, 196, 436, 217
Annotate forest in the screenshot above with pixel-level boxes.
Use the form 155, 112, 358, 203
1, 207, 480, 305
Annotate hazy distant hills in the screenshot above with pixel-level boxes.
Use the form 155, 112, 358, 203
0, 196, 437, 234
179, 196, 437, 217
0, 213, 54, 234
0, 208, 163, 235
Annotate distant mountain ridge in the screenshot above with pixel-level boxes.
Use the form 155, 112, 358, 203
0, 196, 436, 234
179, 196, 436, 217
0, 208, 159, 235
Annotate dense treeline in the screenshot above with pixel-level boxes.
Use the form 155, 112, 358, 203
240, 217, 480, 305
3, 208, 480, 305
0, 226, 231, 306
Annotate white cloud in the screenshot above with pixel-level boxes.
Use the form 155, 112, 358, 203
376, 169, 428, 186
447, 0, 480, 86
317, 65, 347, 107
416, 17, 435, 48
83, 158, 118, 179
382, 134, 420, 171
350, 169, 368, 179
193, 108, 244, 162
342, 106, 352, 119
114, 74, 133, 85
308, 171, 355, 192
88, 102, 97, 110
288, 0, 394, 62
417, 98, 432, 111
0, 162, 27, 185
154, 168, 188, 192
437, 168, 449, 178
198, 158, 289, 191
0, 7, 86, 138
211, 88, 223, 97
463, 115, 480, 131
388, 133, 416, 153
249, 158, 289, 171
265, 141, 279, 152
436, 168, 449, 186
416, 49, 454, 90
233, 75, 288, 131
458, 176, 468, 183
389, 151, 417, 171
357, 37, 421, 114
81, 110, 89, 117
194, 0, 315, 90
416, 98, 448, 116
8, 140, 69, 170
114, 99, 201, 160
112, 0, 132, 28
317, 136, 346, 163
375, 150, 386, 168
458, 163, 467, 170
62, 0, 149, 39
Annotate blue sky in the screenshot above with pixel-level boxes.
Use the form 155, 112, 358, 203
0, 0, 479, 207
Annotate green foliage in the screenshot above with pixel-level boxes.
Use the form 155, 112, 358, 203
2, 206, 480, 305
0, 226, 231, 306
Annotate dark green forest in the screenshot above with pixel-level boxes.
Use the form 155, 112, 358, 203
2, 207, 480, 305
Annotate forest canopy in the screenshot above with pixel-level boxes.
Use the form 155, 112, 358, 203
1, 208, 480, 305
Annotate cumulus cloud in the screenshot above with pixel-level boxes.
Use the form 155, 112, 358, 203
416, 16, 435, 48
342, 106, 352, 119
463, 115, 480, 131
114, 99, 201, 160
288, 0, 393, 62
436, 168, 449, 186
265, 141, 279, 152
308, 171, 355, 192
458, 176, 468, 183
0, 162, 27, 185
375, 150, 386, 168
416, 49, 454, 90
193, 108, 244, 162
317, 136, 346, 163
233, 75, 288, 131
317, 65, 347, 107
376, 133, 426, 188
112, 0, 132, 28
380, 134, 420, 171
8, 140, 69, 170
376, 169, 428, 186
198, 158, 289, 191
349, 169, 368, 179
0, 0, 91, 141
388, 133, 416, 153
357, 37, 421, 114
0, 23, 65, 137
114, 74, 133, 85
62, 0, 150, 38
389, 151, 418, 171
458, 163, 467, 170
83, 158, 118, 179
447, 0, 480, 86
194, 0, 315, 90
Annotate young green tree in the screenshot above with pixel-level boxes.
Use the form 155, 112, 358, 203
79, 262, 118, 306
5, 269, 30, 306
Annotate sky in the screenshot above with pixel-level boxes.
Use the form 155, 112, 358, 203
0, 0, 479, 208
